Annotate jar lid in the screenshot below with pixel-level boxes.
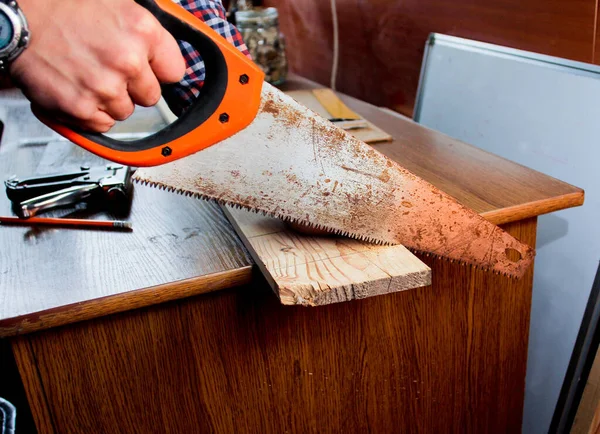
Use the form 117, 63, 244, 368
235, 7, 279, 26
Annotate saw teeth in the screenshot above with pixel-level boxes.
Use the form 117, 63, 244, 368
135, 177, 520, 279
405, 246, 517, 279
134, 177, 391, 246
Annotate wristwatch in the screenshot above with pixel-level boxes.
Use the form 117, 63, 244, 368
0, 0, 29, 73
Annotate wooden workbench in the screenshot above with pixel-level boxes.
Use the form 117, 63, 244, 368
0, 76, 584, 433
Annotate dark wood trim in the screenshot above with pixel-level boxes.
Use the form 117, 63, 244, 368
11, 338, 55, 434
0, 267, 253, 338
480, 192, 585, 226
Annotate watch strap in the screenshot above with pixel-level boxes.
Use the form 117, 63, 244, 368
0, 0, 29, 73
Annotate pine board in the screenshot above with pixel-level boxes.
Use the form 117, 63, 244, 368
221, 205, 431, 306
312, 88, 363, 120
284, 89, 393, 144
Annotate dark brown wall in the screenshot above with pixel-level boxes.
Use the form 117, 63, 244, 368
263, 0, 597, 116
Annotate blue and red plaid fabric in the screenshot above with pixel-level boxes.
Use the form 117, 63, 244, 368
163, 0, 250, 115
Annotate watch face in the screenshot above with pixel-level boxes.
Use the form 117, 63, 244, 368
0, 10, 14, 49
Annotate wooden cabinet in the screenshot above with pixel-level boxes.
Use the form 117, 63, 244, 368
13, 229, 536, 433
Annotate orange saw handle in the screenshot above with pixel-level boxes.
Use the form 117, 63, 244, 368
33, 0, 264, 167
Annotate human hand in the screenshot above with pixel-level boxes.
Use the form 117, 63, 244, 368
9, 0, 186, 132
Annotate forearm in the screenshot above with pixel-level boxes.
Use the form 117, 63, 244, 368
8, 0, 186, 132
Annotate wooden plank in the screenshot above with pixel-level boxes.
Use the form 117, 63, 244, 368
284, 89, 393, 144
312, 88, 362, 119
221, 205, 431, 306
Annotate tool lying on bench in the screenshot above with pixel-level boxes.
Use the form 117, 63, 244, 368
5, 164, 133, 218
33, 0, 535, 277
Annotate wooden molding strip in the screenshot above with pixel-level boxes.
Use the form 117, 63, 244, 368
481, 192, 584, 226
0, 267, 252, 338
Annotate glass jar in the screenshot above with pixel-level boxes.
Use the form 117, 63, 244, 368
235, 7, 288, 86
227, 0, 252, 13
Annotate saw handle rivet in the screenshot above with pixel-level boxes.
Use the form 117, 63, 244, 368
161, 147, 172, 157
239, 74, 249, 85
219, 113, 230, 123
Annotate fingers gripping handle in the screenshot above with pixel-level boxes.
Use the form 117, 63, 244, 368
34, 0, 264, 167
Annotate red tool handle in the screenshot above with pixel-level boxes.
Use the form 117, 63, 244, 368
34, 0, 264, 167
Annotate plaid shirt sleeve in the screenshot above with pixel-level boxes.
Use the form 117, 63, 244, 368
163, 0, 251, 115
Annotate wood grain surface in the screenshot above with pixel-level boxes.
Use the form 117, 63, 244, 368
222, 205, 430, 306
15, 217, 538, 434
265, 0, 597, 116
11, 338, 55, 434
0, 101, 252, 337
0, 267, 252, 337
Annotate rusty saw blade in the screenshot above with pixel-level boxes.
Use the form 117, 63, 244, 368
134, 83, 535, 278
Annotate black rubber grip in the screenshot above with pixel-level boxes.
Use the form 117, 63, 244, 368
75, 0, 228, 152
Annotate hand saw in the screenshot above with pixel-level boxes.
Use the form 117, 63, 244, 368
33, 0, 535, 278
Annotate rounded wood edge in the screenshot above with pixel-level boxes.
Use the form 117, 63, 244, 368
0, 266, 253, 338
481, 191, 584, 226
